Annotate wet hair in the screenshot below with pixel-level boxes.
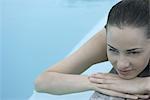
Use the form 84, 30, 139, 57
105, 0, 150, 39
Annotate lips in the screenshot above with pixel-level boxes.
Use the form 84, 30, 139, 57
117, 69, 132, 75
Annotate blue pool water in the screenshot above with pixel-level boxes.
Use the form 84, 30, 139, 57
2, 0, 119, 100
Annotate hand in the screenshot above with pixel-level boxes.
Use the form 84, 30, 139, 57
90, 85, 140, 99
88, 73, 149, 99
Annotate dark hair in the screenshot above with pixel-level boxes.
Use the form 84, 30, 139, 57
105, 0, 150, 39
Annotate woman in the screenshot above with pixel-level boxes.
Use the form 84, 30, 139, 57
89, 0, 150, 99
35, 0, 150, 99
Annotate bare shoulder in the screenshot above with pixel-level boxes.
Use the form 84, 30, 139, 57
46, 28, 107, 74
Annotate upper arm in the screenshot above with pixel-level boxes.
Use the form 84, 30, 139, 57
45, 28, 108, 74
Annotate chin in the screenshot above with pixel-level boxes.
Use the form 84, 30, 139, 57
118, 73, 137, 80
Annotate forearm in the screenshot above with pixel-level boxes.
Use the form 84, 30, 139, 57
35, 72, 93, 95
145, 77, 150, 93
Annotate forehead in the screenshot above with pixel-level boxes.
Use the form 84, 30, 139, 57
106, 26, 147, 50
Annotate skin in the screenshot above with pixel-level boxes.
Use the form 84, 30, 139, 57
89, 73, 150, 99
89, 26, 150, 99
35, 27, 150, 99
107, 26, 150, 79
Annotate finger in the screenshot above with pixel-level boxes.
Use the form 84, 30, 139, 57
90, 74, 117, 80
135, 94, 150, 99
92, 82, 115, 91
89, 77, 115, 84
94, 87, 138, 99
91, 73, 119, 80
97, 72, 119, 77
92, 83, 127, 94
92, 75, 118, 83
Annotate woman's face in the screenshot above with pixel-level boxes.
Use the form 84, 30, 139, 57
107, 26, 150, 79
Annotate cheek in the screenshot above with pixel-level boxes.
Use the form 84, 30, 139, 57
133, 55, 149, 70
130, 53, 149, 71
107, 50, 117, 65
132, 60, 145, 70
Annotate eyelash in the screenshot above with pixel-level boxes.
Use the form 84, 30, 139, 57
127, 51, 140, 55
109, 48, 119, 54
108, 48, 141, 55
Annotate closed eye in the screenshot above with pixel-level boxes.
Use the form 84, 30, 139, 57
126, 51, 141, 55
108, 48, 119, 54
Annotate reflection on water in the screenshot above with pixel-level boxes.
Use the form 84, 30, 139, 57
65, 0, 106, 3
49, 0, 117, 8
59, 0, 111, 7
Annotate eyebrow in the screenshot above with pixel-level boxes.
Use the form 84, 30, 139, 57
107, 44, 143, 52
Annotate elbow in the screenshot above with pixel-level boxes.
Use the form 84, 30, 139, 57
34, 75, 47, 93
34, 72, 53, 93
34, 72, 64, 95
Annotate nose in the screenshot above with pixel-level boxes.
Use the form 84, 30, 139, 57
117, 56, 131, 71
